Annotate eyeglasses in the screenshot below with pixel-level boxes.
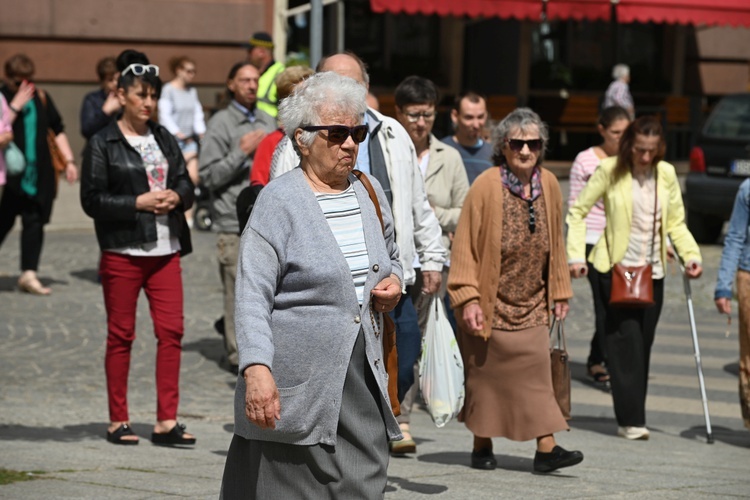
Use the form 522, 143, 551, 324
302, 125, 369, 144
527, 201, 536, 234
121, 64, 160, 78
404, 111, 436, 123
506, 138, 543, 153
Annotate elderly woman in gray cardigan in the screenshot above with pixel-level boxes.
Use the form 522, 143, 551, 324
221, 72, 403, 499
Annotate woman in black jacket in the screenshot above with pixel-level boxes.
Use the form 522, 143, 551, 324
81, 50, 195, 446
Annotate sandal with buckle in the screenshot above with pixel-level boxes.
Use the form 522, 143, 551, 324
151, 422, 196, 446
106, 423, 139, 445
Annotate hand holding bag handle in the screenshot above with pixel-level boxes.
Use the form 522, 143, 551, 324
608, 169, 658, 307
353, 169, 400, 417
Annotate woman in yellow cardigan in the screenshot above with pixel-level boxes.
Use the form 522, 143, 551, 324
567, 116, 702, 440
448, 108, 583, 473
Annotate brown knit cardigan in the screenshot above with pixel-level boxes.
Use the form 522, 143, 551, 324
447, 166, 573, 340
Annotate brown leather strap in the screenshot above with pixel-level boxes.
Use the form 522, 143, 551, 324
353, 170, 384, 232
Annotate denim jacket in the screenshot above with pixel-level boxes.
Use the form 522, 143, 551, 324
715, 178, 750, 299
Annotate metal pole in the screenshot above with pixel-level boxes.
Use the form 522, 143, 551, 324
310, 0, 323, 69
673, 241, 714, 444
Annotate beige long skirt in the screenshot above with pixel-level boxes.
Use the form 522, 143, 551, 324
459, 325, 569, 441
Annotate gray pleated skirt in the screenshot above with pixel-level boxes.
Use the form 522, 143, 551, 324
220, 330, 389, 499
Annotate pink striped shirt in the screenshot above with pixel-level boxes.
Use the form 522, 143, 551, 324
568, 147, 607, 245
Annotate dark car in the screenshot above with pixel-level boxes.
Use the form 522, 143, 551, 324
685, 93, 750, 243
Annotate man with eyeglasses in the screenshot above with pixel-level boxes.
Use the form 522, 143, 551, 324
442, 91, 493, 184
391, 75, 469, 454
199, 62, 276, 374
269, 53, 447, 423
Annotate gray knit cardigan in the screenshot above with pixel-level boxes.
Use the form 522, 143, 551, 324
233, 167, 403, 446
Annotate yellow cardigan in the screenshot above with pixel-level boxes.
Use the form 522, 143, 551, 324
566, 157, 701, 273
447, 167, 573, 340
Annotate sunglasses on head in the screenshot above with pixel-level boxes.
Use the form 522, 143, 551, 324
302, 125, 368, 144
121, 63, 160, 78
506, 138, 543, 153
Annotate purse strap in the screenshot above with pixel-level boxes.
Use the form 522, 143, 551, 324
604, 167, 659, 267
353, 169, 386, 332
549, 317, 567, 352
353, 169, 384, 232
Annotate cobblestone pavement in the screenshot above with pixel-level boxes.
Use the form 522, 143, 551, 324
1, 225, 749, 498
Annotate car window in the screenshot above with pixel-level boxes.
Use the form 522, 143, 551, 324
704, 95, 750, 141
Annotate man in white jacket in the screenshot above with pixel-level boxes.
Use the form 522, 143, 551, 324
269, 52, 446, 431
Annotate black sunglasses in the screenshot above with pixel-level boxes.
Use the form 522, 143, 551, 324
527, 200, 536, 234
506, 138, 543, 153
302, 125, 368, 144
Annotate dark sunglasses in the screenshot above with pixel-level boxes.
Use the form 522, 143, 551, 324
506, 138, 543, 153
302, 125, 368, 144
527, 201, 536, 234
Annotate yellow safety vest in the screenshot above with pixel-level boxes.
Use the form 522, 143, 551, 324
257, 61, 285, 118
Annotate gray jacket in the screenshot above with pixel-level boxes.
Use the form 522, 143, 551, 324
233, 168, 403, 446
198, 103, 275, 233
270, 108, 446, 287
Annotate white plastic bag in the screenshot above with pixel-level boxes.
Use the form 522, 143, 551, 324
418, 296, 465, 427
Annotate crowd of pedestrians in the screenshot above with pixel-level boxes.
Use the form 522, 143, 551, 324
0, 36, 747, 497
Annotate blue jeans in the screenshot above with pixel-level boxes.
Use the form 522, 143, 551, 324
389, 289, 421, 402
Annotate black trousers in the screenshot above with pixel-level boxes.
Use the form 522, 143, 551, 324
0, 188, 47, 272
599, 272, 665, 427
585, 244, 608, 367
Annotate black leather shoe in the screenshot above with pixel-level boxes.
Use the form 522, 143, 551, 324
471, 448, 497, 470
533, 446, 583, 473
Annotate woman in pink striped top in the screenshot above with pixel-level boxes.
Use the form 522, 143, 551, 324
568, 106, 630, 385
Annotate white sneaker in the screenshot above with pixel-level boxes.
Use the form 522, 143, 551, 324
618, 426, 650, 440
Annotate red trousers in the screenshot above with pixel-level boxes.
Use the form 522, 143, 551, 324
100, 251, 184, 422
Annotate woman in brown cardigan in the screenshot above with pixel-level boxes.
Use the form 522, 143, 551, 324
448, 108, 583, 473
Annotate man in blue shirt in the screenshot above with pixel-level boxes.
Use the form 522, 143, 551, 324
442, 92, 493, 184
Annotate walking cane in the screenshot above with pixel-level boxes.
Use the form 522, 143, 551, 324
671, 240, 714, 444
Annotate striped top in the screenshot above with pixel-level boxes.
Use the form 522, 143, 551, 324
568, 147, 607, 245
315, 184, 370, 304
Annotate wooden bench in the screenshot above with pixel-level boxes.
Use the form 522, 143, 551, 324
556, 95, 600, 133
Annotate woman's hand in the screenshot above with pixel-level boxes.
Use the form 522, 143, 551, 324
243, 364, 281, 430
685, 261, 702, 279
136, 190, 181, 214
102, 92, 121, 116
0, 131, 12, 149
371, 275, 401, 313
715, 297, 731, 315
569, 263, 587, 279
10, 80, 35, 112
459, 303, 485, 334
64, 162, 78, 184
554, 300, 569, 320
